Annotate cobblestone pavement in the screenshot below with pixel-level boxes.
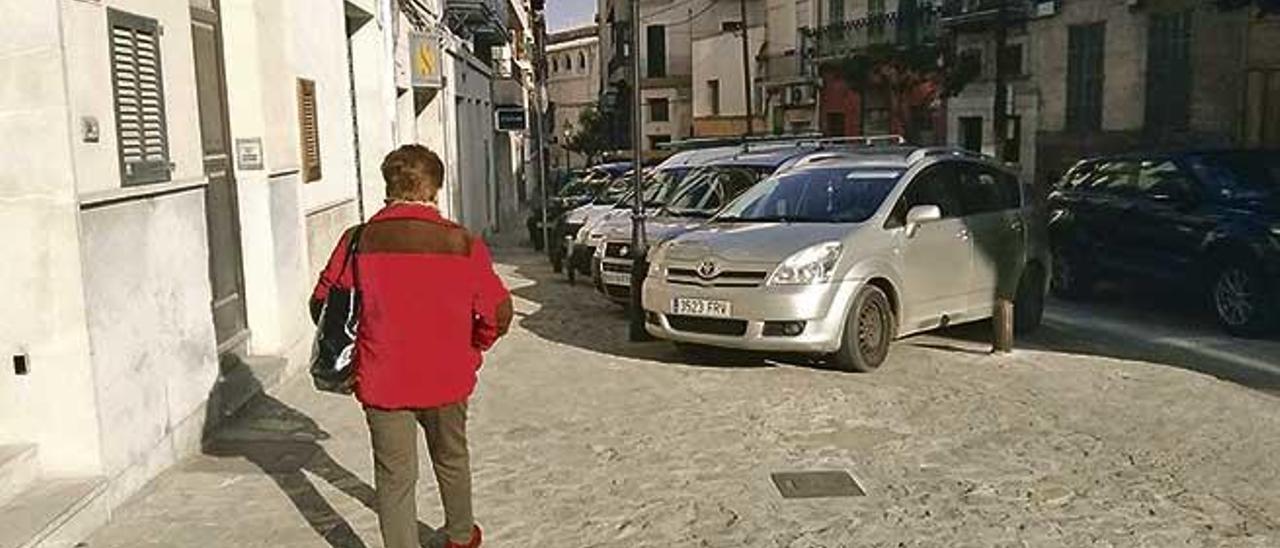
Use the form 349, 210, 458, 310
87, 246, 1280, 548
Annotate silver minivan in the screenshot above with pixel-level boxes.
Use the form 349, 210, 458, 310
641, 147, 1051, 371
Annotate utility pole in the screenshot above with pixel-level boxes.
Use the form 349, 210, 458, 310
533, 12, 551, 254
738, 0, 754, 137
992, 0, 1009, 162
628, 0, 651, 341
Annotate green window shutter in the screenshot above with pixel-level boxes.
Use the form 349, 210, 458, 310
109, 9, 171, 186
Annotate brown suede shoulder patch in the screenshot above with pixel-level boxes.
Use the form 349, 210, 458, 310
356, 219, 473, 257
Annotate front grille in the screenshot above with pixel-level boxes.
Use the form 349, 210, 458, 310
605, 285, 631, 299
666, 315, 748, 336
602, 261, 632, 273
666, 267, 769, 288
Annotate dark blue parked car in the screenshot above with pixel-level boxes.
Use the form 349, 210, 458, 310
1048, 150, 1280, 336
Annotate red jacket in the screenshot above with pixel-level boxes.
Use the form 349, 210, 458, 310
312, 203, 512, 409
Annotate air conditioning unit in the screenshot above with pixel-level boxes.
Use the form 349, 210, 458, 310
1034, 1, 1057, 17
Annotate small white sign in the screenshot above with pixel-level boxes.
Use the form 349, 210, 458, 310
235, 138, 264, 171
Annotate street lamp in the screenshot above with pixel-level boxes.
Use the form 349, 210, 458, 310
563, 128, 572, 169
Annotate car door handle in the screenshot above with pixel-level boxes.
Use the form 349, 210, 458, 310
956, 229, 970, 240
1010, 220, 1024, 232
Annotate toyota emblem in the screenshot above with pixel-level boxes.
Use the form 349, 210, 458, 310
696, 259, 720, 279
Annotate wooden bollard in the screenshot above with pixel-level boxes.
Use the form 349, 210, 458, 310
993, 299, 1014, 353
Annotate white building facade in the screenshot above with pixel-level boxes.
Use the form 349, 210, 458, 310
0, 0, 534, 544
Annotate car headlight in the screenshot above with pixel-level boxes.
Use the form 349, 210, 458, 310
647, 241, 674, 275
768, 242, 843, 286
1270, 225, 1280, 238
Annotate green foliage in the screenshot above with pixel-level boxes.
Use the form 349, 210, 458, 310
565, 104, 611, 165
824, 43, 978, 99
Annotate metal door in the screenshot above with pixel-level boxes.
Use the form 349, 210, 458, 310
192, 3, 249, 351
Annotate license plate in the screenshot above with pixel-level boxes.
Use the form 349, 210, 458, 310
602, 271, 631, 287
671, 298, 732, 318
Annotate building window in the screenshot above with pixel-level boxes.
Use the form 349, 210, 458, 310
551, 57, 558, 73
647, 25, 667, 78
649, 98, 670, 122
1146, 11, 1192, 133
863, 89, 891, 135
1066, 23, 1105, 132
869, 0, 887, 39
1004, 115, 1022, 162
707, 80, 721, 115
1001, 43, 1024, 78
722, 21, 743, 32
648, 135, 672, 150
960, 116, 984, 152
109, 9, 171, 186
578, 51, 586, 70
828, 0, 844, 24
824, 111, 845, 136
297, 78, 322, 182
1245, 69, 1280, 146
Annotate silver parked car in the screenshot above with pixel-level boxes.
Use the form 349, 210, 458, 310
641, 147, 1051, 371
593, 144, 828, 303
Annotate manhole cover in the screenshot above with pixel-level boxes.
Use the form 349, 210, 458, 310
771, 470, 865, 499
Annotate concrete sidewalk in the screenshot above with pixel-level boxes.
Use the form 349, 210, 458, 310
85, 247, 1280, 547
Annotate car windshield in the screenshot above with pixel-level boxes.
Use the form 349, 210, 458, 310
664, 165, 770, 217
713, 167, 904, 223
1192, 152, 1280, 196
596, 178, 632, 203
642, 167, 692, 205
557, 174, 592, 197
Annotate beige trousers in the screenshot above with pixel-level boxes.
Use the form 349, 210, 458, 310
365, 402, 473, 547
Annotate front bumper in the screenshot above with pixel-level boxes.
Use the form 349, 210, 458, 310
641, 276, 863, 354
598, 256, 634, 302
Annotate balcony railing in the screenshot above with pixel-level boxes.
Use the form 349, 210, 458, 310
939, 0, 1031, 29
443, 0, 509, 41
803, 7, 943, 62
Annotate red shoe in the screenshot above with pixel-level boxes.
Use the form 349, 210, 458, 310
444, 525, 482, 548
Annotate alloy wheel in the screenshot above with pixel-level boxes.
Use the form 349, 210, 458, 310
1214, 267, 1255, 327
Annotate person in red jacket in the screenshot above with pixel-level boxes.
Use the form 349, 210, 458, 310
312, 144, 513, 548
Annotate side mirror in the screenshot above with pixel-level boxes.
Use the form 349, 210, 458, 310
905, 205, 943, 238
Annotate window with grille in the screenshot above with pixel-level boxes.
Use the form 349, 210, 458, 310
297, 78, 322, 182
649, 98, 670, 122
109, 9, 171, 186
1146, 11, 1192, 133
1066, 23, 1105, 132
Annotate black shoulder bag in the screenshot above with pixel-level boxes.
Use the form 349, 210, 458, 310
310, 225, 365, 394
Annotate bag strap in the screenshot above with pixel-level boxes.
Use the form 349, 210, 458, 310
339, 224, 365, 289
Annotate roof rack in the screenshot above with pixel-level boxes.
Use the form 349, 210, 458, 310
905, 146, 990, 164
658, 132, 907, 152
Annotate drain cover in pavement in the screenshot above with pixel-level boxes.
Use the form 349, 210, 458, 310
771, 470, 865, 499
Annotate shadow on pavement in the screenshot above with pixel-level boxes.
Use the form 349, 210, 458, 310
499, 245, 775, 369
919, 282, 1280, 396
202, 370, 443, 548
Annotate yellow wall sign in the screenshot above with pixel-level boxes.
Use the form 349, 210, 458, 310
410, 30, 443, 89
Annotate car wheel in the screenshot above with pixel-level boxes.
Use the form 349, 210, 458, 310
1014, 264, 1046, 335
1211, 261, 1275, 337
1050, 245, 1092, 299
833, 285, 894, 372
